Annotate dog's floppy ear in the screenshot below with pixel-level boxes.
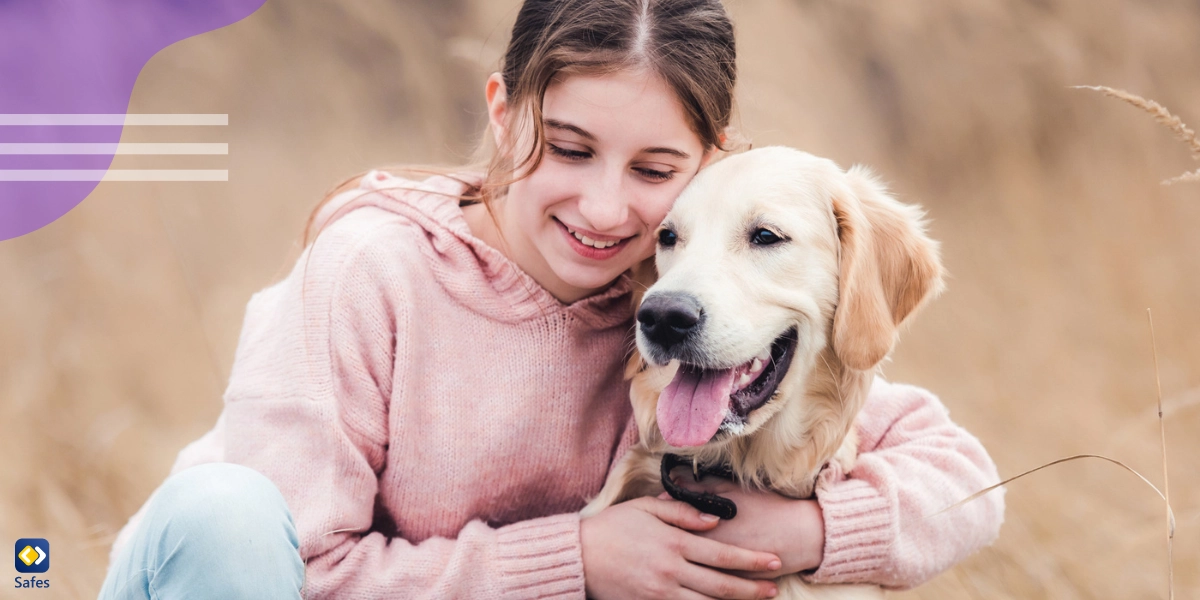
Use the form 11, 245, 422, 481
830, 166, 945, 371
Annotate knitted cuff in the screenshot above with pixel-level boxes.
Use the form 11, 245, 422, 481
495, 513, 587, 599
803, 477, 895, 585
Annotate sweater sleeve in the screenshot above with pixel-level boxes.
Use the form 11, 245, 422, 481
220, 210, 586, 600
801, 377, 1005, 589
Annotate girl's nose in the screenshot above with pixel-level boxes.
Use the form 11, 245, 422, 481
577, 167, 630, 233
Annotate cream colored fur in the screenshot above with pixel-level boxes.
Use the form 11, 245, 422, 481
581, 147, 945, 599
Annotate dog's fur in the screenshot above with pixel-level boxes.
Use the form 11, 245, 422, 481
580, 146, 945, 599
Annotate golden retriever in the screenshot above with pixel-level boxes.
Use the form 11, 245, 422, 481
580, 146, 945, 599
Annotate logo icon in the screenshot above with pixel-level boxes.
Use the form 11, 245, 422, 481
14, 539, 49, 573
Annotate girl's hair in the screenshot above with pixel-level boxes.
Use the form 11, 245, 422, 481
303, 0, 738, 246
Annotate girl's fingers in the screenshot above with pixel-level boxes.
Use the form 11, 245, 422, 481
681, 535, 781, 573
678, 562, 778, 600
637, 496, 722, 531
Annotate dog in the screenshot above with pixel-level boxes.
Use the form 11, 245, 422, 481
580, 146, 945, 599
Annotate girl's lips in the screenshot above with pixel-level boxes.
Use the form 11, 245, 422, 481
555, 218, 630, 260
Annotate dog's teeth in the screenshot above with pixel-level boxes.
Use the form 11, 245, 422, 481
750, 358, 763, 373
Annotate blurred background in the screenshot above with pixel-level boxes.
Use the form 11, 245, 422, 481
2, 0, 1199, 597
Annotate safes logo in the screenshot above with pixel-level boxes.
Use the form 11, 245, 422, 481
13, 538, 50, 590
14, 539, 49, 573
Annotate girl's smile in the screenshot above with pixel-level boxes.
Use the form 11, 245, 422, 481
555, 217, 631, 260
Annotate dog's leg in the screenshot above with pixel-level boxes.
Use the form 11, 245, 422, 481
580, 446, 664, 518
579, 454, 633, 518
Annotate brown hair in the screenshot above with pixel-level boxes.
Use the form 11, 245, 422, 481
302, 0, 738, 246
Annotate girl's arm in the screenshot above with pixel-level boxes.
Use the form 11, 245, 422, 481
220, 212, 590, 599
801, 377, 1005, 588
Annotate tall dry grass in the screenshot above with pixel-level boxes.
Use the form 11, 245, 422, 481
1076, 85, 1200, 185
2, 0, 1199, 598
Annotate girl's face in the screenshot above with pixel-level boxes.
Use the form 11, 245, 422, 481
485, 69, 712, 304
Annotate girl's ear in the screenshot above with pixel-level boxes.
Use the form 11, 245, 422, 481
830, 166, 945, 371
485, 72, 509, 148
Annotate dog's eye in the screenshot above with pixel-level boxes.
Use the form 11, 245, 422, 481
658, 228, 678, 247
750, 228, 783, 246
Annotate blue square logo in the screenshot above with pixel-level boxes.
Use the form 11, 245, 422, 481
15, 539, 49, 573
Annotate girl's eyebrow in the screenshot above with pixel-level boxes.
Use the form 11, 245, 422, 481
642, 146, 691, 160
545, 118, 596, 141
544, 118, 691, 160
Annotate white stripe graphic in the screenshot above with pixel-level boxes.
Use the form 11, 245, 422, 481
0, 170, 228, 182
0, 143, 228, 155
0, 114, 228, 126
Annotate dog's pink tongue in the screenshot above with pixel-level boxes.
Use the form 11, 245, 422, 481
657, 366, 736, 447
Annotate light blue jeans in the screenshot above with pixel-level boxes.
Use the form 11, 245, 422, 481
98, 463, 306, 599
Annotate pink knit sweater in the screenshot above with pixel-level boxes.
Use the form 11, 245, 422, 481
109, 170, 1004, 598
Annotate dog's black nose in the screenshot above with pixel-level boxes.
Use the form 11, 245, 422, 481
638, 293, 703, 349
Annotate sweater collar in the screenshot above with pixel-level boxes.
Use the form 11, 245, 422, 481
314, 169, 635, 328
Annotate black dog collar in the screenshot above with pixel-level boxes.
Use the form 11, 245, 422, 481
660, 453, 738, 520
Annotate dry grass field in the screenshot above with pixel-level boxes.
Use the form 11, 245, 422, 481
2, 0, 1199, 597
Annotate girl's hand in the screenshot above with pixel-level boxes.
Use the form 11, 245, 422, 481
662, 469, 825, 580
580, 495, 782, 599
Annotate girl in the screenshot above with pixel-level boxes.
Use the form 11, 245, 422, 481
99, 1, 1004, 598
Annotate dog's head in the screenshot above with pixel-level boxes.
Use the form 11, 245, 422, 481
636, 146, 944, 449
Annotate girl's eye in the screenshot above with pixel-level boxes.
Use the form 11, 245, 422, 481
658, 228, 678, 247
634, 167, 674, 182
547, 143, 591, 161
750, 228, 783, 246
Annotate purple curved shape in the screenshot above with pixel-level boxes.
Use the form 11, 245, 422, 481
0, 0, 267, 242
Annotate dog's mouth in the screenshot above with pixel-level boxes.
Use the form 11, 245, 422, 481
656, 327, 799, 448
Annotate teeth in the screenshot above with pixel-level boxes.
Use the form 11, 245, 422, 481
735, 358, 764, 391
566, 225, 620, 249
